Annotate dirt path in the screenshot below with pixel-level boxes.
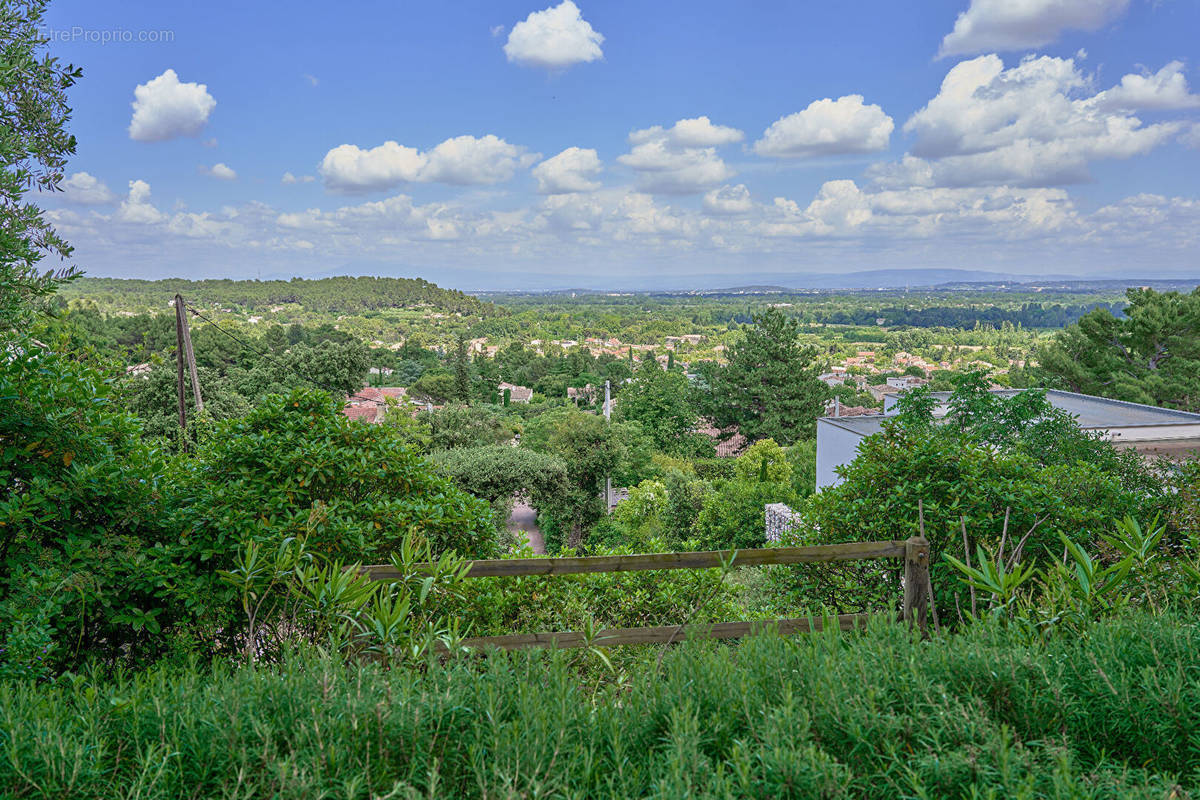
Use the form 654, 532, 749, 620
506, 500, 545, 554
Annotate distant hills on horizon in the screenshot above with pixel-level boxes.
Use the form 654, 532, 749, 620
282, 263, 1197, 294
470, 269, 1200, 296
81, 265, 1200, 297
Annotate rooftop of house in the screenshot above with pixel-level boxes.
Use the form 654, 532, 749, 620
821, 389, 1200, 438
342, 405, 380, 423
349, 386, 407, 405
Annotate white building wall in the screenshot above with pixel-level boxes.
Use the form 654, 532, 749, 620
816, 419, 867, 490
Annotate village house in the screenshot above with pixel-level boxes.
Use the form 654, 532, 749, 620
867, 383, 901, 403
885, 376, 927, 390
342, 386, 409, 424
696, 420, 748, 458
498, 382, 532, 403
567, 384, 598, 403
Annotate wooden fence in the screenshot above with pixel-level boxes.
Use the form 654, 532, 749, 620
361, 537, 931, 651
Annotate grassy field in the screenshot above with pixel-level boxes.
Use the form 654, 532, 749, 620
2, 613, 1196, 799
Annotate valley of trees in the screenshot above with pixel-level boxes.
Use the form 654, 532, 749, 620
2, 5, 1200, 797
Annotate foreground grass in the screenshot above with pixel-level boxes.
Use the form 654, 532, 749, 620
1, 614, 1197, 799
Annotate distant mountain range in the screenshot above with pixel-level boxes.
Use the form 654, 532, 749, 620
280, 262, 1197, 294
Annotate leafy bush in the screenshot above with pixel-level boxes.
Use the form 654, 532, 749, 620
180, 390, 499, 563
218, 529, 473, 665
418, 403, 517, 451
695, 440, 801, 550
797, 381, 1162, 618
450, 539, 740, 638
0, 341, 214, 672
691, 456, 737, 481
429, 445, 567, 521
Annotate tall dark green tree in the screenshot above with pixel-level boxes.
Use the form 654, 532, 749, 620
705, 307, 828, 444
1037, 287, 1200, 412
453, 334, 470, 403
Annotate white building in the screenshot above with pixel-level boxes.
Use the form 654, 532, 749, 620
816, 389, 1200, 490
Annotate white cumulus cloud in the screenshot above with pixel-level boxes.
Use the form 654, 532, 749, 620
532, 147, 603, 193
281, 172, 316, 185
320, 141, 428, 193
754, 95, 894, 158
619, 117, 741, 194
128, 69, 216, 142
889, 55, 1186, 187
419, 135, 536, 185
202, 163, 237, 180
1090, 61, 1200, 112
115, 180, 166, 224
642, 116, 744, 148
703, 184, 754, 215
320, 136, 533, 192
939, 0, 1131, 58
504, 0, 604, 70
58, 172, 115, 205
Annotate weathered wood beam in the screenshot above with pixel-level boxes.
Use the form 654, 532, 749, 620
362, 540, 906, 581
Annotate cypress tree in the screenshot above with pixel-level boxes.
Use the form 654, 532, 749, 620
453, 334, 470, 404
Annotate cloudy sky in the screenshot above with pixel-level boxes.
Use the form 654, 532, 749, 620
38, 0, 1200, 288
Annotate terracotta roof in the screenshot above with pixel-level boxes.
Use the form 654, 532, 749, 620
349, 386, 407, 405
696, 419, 749, 458
342, 405, 379, 423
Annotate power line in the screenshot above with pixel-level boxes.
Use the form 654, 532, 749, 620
182, 301, 390, 408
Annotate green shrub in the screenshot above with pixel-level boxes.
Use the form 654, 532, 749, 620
449, 539, 740, 638
180, 390, 499, 563
695, 440, 801, 550
691, 456, 737, 481
0, 342, 211, 672
797, 383, 1162, 619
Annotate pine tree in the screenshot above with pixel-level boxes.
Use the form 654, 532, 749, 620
704, 307, 829, 444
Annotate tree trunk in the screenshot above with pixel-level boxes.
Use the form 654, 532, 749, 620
568, 521, 584, 550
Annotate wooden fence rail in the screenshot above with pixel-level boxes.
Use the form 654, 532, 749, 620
361, 536, 930, 652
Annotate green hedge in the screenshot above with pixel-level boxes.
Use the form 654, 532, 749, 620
1, 613, 1196, 798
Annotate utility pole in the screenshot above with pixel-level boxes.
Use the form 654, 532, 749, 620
174, 295, 188, 440
604, 379, 612, 512
174, 293, 204, 448
177, 294, 203, 412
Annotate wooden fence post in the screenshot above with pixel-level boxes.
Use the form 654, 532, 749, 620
902, 536, 930, 636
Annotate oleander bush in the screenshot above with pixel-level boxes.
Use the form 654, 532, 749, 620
1, 613, 1195, 799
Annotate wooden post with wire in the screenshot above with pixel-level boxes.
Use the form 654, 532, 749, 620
174, 295, 188, 439
179, 297, 203, 412
902, 535, 931, 636
174, 293, 203, 447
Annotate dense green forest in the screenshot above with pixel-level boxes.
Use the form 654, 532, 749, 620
59, 275, 493, 315
3, 4, 1200, 797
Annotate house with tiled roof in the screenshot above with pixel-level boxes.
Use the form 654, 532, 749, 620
342, 386, 409, 423
696, 419, 748, 457
498, 382, 532, 404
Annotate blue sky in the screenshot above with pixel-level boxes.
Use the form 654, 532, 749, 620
38, 0, 1200, 288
